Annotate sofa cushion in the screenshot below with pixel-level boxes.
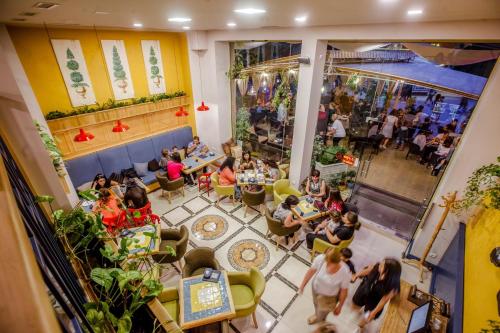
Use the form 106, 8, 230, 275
152, 133, 174, 160
66, 153, 103, 188
97, 146, 131, 177
161, 300, 179, 323
133, 162, 148, 177
141, 171, 157, 185
230, 284, 254, 307
127, 139, 155, 164
174, 127, 194, 148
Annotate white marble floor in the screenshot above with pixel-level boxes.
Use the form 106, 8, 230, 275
149, 186, 430, 333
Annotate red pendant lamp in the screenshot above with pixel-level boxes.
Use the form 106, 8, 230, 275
112, 120, 130, 132
195, 52, 210, 111
196, 101, 209, 111
175, 106, 189, 117
74, 128, 94, 142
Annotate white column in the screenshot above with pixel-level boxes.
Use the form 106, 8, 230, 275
288, 39, 328, 187
409, 59, 500, 264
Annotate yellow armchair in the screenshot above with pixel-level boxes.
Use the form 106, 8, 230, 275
227, 268, 266, 328
273, 179, 302, 206
147, 287, 182, 333
211, 172, 235, 205
310, 235, 354, 261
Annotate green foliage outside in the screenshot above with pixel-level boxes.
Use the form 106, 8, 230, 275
35, 122, 65, 177
235, 107, 251, 143
226, 52, 247, 80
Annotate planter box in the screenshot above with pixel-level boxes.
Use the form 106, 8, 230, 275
315, 161, 348, 178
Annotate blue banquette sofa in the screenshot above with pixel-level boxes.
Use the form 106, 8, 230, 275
66, 126, 193, 191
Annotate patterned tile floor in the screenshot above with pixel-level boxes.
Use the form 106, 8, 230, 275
149, 186, 431, 333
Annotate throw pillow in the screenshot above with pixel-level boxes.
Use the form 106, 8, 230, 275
148, 158, 160, 171
133, 162, 148, 177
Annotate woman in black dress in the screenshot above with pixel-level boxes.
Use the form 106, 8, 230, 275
351, 258, 401, 329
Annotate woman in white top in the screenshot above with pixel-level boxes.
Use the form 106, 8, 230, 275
380, 110, 398, 149
327, 113, 346, 146
299, 249, 350, 325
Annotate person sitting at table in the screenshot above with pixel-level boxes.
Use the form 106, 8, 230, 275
91, 173, 119, 191
306, 211, 359, 250
167, 151, 193, 185
120, 184, 159, 226
273, 195, 307, 244
92, 188, 122, 232
427, 136, 454, 168
239, 150, 256, 171
324, 189, 347, 216
412, 130, 431, 152
420, 129, 449, 164
159, 148, 170, 170
263, 159, 280, 181
306, 170, 327, 200
218, 156, 241, 199
186, 135, 208, 156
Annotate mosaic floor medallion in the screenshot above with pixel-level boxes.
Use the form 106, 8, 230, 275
228, 239, 270, 271
191, 215, 228, 240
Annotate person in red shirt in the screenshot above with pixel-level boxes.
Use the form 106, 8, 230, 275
218, 156, 241, 199
167, 152, 193, 185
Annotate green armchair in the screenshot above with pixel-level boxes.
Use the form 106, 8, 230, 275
156, 171, 185, 204
311, 235, 354, 261
228, 268, 266, 328
242, 188, 266, 217
182, 247, 221, 278
265, 208, 301, 251
273, 179, 302, 206
210, 172, 235, 205
147, 287, 182, 333
152, 226, 189, 271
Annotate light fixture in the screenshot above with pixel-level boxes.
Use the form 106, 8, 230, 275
227, 22, 237, 27
407, 9, 423, 15
175, 106, 189, 117
112, 120, 129, 132
234, 8, 266, 14
133, 23, 143, 27
295, 16, 307, 22
168, 17, 192, 22
74, 128, 94, 142
321, 86, 325, 93
95, 11, 109, 15
197, 101, 209, 111
182, 26, 190, 30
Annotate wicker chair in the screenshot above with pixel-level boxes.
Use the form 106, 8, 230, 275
182, 247, 221, 278
152, 226, 188, 271
155, 171, 184, 204
242, 188, 266, 217
265, 208, 301, 251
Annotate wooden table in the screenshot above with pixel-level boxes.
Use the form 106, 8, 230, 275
236, 170, 274, 187
182, 152, 224, 182
292, 196, 328, 222
380, 280, 448, 333
116, 224, 161, 259
179, 271, 235, 330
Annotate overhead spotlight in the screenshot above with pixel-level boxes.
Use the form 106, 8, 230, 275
295, 16, 307, 22
234, 8, 266, 14
168, 17, 192, 22
133, 23, 143, 27
407, 9, 423, 15
182, 26, 191, 30
227, 22, 237, 27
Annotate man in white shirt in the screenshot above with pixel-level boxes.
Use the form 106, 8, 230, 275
327, 113, 346, 145
299, 250, 350, 324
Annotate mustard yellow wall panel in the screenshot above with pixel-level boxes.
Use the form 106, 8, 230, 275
6, 26, 196, 135
464, 206, 500, 332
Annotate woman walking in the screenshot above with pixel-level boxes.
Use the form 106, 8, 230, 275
380, 110, 398, 149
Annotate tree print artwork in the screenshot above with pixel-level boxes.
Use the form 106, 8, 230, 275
66, 48, 89, 98
112, 45, 128, 93
149, 46, 162, 88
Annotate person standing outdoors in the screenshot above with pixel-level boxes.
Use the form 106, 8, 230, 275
299, 250, 351, 325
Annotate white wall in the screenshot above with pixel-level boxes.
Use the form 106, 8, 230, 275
187, 19, 500, 263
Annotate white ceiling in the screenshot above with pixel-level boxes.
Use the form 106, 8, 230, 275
1, 0, 500, 31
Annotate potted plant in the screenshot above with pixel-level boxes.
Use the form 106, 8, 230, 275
345, 170, 357, 189
315, 144, 348, 178
235, 106, 251, 146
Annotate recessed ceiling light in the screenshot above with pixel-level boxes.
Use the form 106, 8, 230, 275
407, 9, 423, 15
95, 11, 109, 15
295, 16, 307, 22
168, 17, 192, 22
182, 26, 191, 30
234, 8, 266, 14
133, 23, 143, 27
227, 22, 237, 27
33, 2, 60, 10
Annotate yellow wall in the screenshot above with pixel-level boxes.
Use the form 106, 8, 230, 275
464, 206, 500, 332
7, 26, 195, 132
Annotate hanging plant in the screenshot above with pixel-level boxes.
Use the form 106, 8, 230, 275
346, 74, 359, 91
35, 122, 66, 177
226, 53, 248, 80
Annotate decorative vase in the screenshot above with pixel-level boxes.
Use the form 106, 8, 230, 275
75, 86, 87, 98
117, 80, 128, 93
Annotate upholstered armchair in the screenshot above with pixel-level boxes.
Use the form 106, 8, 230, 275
265, 208, 301, 251
242, 188, 266, 217
156, 171, 184, 204
210, 172, 235, 205
147, 287, 182, 333
311, 235, 354, 261
227, 268, 266, 328
152, 226, 188, 271
273, 179, 302, 206
182, 247, 221, 278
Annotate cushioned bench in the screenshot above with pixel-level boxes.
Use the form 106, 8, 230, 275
66, 126, 193, 191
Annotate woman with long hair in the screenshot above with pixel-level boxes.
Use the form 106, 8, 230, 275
239, 150, 256, 171
273, 195, 307, 244
306, 211, 360, 249
91, 173, 119, 191
380, 109, 398, 149
92, 188, 122, 232
324, 189, 346, 215
351, 258, 402, 329
219, 156, 241, 199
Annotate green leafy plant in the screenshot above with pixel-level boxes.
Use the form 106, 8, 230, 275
454, 156, 500, 212
346, 74, 359, 91
311, 135, 326, 168
319, 146, 347, 165
480, 320, 500, 333
235, 106, 251, 143
226, 52, 247, 80
35, 122, 66, 177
